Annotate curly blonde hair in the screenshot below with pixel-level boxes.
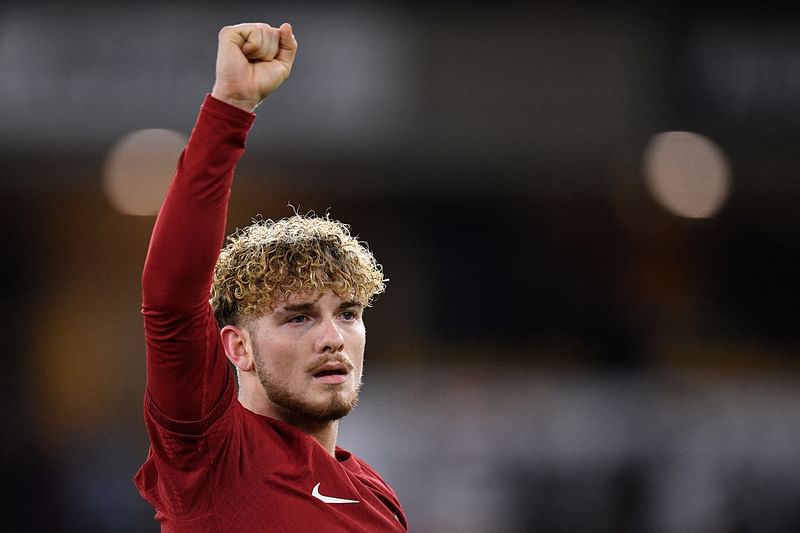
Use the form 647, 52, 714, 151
211, 214, 386, 327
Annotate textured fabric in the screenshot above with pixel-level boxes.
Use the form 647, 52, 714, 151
134, 95, 407, 532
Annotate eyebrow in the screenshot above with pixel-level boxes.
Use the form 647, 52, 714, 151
274, 300, 363, 314
278, 302, 315, 313
337, 300, 363, 310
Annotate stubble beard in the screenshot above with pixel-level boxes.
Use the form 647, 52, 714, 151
253, 350, 362, 423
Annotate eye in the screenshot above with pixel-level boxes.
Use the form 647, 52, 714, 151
288, 315, 308, 324
340, 310, 358, 321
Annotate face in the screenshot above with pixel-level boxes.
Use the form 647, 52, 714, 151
248, 291, 366, 423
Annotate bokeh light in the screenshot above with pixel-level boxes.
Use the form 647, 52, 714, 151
642, 131, 732, 219
103, 129, 187, 216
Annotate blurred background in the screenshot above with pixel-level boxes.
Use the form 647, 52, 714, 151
2, 2, 800, 532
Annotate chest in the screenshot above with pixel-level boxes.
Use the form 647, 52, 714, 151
200, 423, 406, 532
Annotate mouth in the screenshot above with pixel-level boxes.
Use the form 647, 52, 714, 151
311, 362, 350, 385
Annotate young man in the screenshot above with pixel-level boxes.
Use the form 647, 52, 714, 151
134, 22, 407, 531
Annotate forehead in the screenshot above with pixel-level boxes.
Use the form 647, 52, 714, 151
272, 290, 360, 310
274, 290, 322, 308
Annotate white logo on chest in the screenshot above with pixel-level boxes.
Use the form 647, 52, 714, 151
311, 482, 360, 504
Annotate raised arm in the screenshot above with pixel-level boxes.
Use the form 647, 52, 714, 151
141, 23, 298, 423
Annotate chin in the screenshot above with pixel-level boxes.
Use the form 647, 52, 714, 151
258, 368, 361, 423
307, 392, 358, 422
270, 389, 359, 423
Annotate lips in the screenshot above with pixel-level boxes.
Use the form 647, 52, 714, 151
311, 361, 350, 385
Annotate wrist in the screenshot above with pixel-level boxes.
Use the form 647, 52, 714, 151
210, 89, 260, 113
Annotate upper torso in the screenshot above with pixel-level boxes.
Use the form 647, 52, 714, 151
135, 373, 407, 532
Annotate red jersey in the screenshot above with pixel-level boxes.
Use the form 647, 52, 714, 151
134, 95, 408, 532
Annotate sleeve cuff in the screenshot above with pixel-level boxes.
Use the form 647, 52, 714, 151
201, 94, 257, 129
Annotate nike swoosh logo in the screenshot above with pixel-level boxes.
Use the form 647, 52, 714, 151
311, 482, 360, 504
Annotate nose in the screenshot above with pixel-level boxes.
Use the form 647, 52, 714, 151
315, 316, 345, 353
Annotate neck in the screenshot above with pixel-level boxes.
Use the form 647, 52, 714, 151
279, 412, 340, 456
238, 384, 340, 456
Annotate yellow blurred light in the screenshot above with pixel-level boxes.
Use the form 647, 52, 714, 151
642, 131, 731, 219
103, 128, 187, 216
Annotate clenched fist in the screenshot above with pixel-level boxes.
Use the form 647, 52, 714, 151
211, 22, 298, 112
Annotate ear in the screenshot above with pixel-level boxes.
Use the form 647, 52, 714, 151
220, 324, 256, 372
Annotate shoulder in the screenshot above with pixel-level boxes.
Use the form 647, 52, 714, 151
346, 453, 398, 496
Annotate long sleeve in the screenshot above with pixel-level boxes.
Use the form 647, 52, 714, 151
141, 95, 255, 424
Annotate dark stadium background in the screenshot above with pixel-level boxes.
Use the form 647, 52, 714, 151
2, 2, 799, 532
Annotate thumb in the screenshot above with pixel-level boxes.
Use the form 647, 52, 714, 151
275, 22, 298, 73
